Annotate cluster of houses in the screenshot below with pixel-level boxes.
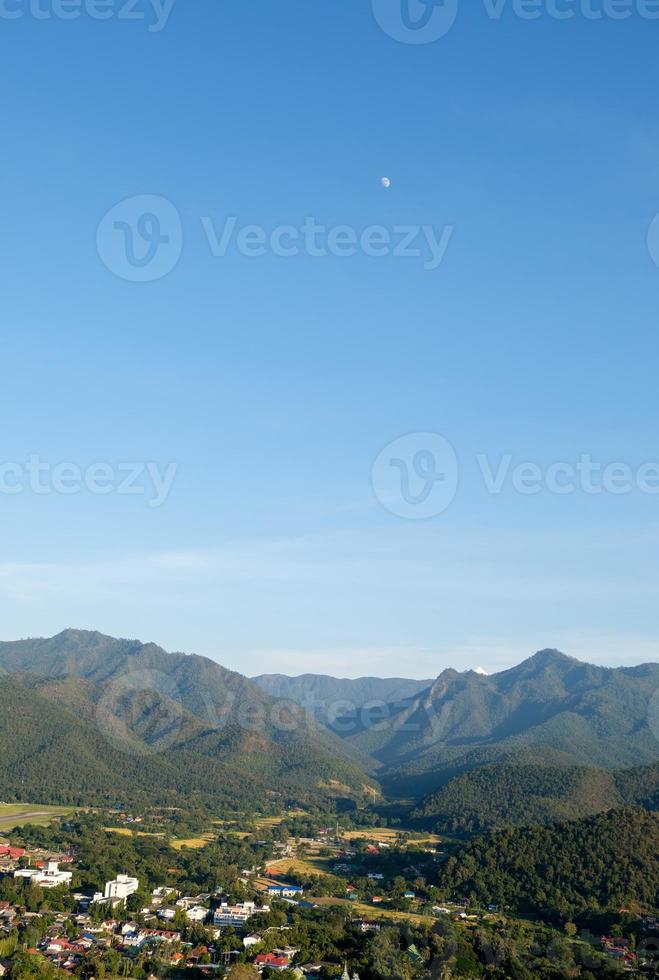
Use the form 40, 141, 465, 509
0, 839, 318, 974
600, 935, 638, 970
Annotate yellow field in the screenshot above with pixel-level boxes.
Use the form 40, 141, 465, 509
266, 854, 333, 877
254, 810, 307, 830
0, 803, 74, 831
170, 832, 216, 851
313, 896, 434, 926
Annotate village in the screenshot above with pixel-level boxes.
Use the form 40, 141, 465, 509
0, 812, 656, 978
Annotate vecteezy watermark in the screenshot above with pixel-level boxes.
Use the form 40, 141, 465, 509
0, 0, 176, 31
95, 669, 184, 755
96, 195, 454, 282
371, 433, 459, 519
97, 195, 183, 282
201, 216, 454, 271
372, 436, 659, 519
0, 456, 177, 507
373, 0, 659, 44
372, 0, 459, 44
91, 681, 433, 755
477, 453, 659, 495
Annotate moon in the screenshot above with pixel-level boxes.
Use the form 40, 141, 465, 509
380, 176, 391, 188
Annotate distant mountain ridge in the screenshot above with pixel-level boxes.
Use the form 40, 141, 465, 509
375, 650, 659, 795
253, 673, 432, 722
251, 648, 659, 797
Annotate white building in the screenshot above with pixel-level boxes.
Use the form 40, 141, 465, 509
213, 901, 268, 928
185, 905, 208, 922
104, 874, 139, 900
14, 860, 73, 889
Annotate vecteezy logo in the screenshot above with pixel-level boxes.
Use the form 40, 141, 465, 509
96, 195, 183, 281
372, 0, 459, 44
371, 432, 458, 519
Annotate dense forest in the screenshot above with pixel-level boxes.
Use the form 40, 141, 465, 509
437, 808, 659, 919
414, 761, 659, 833
0, 678, 370, 811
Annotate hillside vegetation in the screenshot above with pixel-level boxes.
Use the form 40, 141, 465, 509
437, 807, 659, 918
413, 761, 659, 833
0, 629, 375, 809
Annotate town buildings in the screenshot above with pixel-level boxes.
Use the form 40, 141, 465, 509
14, 860, 73, 889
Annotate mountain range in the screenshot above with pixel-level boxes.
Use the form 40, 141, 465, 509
258, 649, 659, 798
2, 630, 658, 815
0, 629, 373, 809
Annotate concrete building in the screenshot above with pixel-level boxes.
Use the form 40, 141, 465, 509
213, 901, 268, 928
14, 860, 73, 889
104, 874, 139, 900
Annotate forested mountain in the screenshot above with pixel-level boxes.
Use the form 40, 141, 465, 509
413, 761, 659, 833
332, 650, 659, 796
0, 630, 374, 807
437, 807, 659, 918
3, 632, 658, 812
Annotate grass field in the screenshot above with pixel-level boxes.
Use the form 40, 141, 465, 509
0, 803, 74, 832
266, 854, 334, 877
170, 832, 216, 851
313, 895, 435, 926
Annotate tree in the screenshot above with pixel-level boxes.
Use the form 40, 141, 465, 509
226, 966, 260, 980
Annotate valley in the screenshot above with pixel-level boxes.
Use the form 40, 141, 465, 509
0, 629, 657, 977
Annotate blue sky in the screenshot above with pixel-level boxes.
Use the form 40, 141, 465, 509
1, 0, 659, 677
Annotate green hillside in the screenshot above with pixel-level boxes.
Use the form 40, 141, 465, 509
437, 807, 659, 918
0, 670, 372, 811
413, 762, 625, 833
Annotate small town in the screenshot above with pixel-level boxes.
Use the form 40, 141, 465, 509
0, 805, 656, 979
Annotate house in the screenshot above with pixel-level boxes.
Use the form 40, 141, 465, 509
267, 883, 303, 898
243, 933, 262, 948
138, 929, 180, 944
0, 846, 25, 860
273, 946, 300, 959
185, 905, 208, 922
256, 951, 291, 970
